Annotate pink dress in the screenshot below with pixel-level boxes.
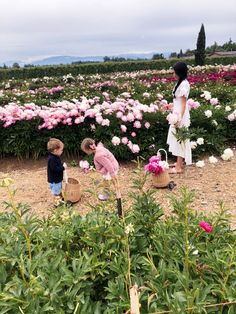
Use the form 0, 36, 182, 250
167, 80, 192, 165
94, 143, 119, 179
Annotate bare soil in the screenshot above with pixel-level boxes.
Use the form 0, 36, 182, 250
0, 154, 236, 225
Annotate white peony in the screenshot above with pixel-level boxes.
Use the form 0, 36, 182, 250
225, 106, 232, 112
190, 141, 197, 149
227, 113, 235, 121
209, 156, 218, 164
197, 138, 204, 145
196, 160, 205, 168
221, 148, 234, 161
111, 136, 121, 146
212, 120, 218, 126
204, 110, 212, 118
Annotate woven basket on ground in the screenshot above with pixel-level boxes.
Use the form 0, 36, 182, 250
64, 171, 82, 203
151, 149, 170, 188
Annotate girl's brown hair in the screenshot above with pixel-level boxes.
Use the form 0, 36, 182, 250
81, 138, 95, 152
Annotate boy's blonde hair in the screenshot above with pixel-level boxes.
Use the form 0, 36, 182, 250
81, 138, 95, 153
47, 138, 64, 152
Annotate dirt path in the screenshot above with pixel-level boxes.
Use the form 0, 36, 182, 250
0, 153, 236, 225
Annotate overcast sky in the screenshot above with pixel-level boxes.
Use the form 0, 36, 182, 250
0, 0, 235, 62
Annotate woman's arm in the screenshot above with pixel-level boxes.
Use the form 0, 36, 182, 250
175, 96, 187, 128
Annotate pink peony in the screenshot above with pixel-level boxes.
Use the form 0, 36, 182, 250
199, 221, 213, 233
133, 120, 141, 129
166, 112, 179, 125
132, 144, 140, 154
149, 156, 160, 163
120, 124, 127, 132
121, 137, 129, 144
144, 122, 150, 129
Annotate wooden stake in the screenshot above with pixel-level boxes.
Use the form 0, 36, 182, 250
130, 285, 140, 314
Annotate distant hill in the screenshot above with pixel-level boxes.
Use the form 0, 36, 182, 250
0, 52, 171, 67
31, 53, 158, 66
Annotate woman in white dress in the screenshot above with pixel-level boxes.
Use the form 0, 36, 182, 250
167, 62, 192, 173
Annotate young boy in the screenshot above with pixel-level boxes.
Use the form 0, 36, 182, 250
81, 138, 123, 217
47, 138, 67, 206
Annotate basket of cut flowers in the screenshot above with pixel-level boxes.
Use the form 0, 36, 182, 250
144, 149, 170, 188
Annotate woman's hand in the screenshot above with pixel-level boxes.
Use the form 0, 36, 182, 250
175, 121, 181, 128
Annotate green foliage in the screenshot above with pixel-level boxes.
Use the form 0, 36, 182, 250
1, 56, 236, 80
0, 173, 236, 313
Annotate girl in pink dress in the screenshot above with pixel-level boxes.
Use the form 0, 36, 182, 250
81, 138, 122, 217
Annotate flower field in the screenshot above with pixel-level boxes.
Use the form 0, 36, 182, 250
1, 63, 236, 313
0, 64, 235, 159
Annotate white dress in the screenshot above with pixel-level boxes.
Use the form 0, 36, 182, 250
167, 80, 192, 165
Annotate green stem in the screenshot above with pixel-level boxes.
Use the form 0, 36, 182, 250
7, 186, 32, 261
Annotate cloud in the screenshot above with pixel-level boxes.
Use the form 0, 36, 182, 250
0, 0, 235, 61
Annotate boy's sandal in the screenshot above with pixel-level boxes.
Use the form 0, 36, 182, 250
168, 167, 183, 174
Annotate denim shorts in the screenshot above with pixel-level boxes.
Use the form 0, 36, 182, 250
49, 182, 62, 196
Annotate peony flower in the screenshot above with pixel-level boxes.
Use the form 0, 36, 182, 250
143, 92, 150, 98
149, 155, 160, 163
79, 160, 90, 173
199, 221, 213, 233
204, 110, 212, 118
120, 124, 127, 132
111, 136, 121, 146
197, 138, 204, 145
227, 113, 235, 121
210, 98, 218, 105
190, 141, 197, 149
132, 144, 140, 154
166, 112, 179, 125
144, 122, 150, 129
131, 132, 136, 137
209, 156, 218, 164
125, 223, 134, 235
196, 160, 205, 168
133, 120, 141, 129
157, 93, 163, 100
212, 120, 218, 126
121, 137, 128, 145
221, 148, 234, 161
225, 106, 231, 112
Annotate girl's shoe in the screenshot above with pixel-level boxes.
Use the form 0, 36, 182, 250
98, 192, 110, 201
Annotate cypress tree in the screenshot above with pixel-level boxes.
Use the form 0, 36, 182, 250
195, 24, 206, 65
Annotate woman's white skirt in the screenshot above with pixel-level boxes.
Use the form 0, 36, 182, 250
167, 126, 192, 165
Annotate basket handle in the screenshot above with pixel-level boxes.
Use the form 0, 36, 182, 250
157, 149, 168, 163
63, 169, 68, 184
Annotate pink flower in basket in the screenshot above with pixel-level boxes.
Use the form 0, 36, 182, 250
144, 155, 169, 176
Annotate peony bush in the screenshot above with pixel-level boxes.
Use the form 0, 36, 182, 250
0, 171, 236, 313
0, 64, 235, 159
